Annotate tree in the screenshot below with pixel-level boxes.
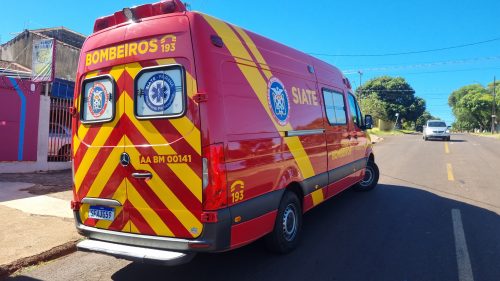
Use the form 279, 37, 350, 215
448, 83, 499, 131
416, 111, 437, 127
357, 76, 426, 124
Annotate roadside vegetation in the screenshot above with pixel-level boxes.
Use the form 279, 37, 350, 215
448, 82, 499, 132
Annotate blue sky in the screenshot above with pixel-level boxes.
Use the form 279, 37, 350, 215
2, 0, 500, 124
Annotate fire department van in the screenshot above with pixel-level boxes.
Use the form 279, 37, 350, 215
72, 0, 379, 265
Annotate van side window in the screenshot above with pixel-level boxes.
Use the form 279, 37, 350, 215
322, 89, 347, 125
134, 65, 186, 119
347, 93, 363, 128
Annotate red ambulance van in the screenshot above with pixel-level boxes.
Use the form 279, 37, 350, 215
72, 0, 379, 265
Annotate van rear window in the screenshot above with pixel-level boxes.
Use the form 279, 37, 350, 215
134, 65, 185, 119
80, 75, 115, 124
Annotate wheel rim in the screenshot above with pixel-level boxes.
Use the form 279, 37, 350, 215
282, 203, 298, 242
360, 166, 374, 187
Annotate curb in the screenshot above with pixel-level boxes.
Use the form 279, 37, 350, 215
0, 240, 79, 279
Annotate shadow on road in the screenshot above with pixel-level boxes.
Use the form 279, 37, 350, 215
102, 184, 500, 281
0, 170, 72, 202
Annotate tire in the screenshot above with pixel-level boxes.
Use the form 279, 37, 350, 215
424, 136, 428, 141
446, 136, 451, 141
265, 191, 302, 254
353, 161, 379, 191
58, 145, 71, 161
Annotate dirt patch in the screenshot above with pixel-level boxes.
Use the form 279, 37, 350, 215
0, 240, 78, 280
20, 184, 71, 196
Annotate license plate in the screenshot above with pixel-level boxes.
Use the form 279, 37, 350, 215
89, 206, 115, 221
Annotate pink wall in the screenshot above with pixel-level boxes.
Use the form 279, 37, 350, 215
0, 77, 41, 161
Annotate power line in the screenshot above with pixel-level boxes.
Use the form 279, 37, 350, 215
309, 36, 500, 57
343, 55, 500, 74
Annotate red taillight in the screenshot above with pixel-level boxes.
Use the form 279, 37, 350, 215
200, 211, 218, 223
71, 200, 81, 211
202, 144, 228, 211
93, 15, 116, 33
131, 4, 153, 20
92, 1, 187, 33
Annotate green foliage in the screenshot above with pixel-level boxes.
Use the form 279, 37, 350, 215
416, 111, 438, 126
448, 82, 499, 131
356, 76, 426, 123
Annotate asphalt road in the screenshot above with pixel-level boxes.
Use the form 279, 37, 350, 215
9, 133, 500, 281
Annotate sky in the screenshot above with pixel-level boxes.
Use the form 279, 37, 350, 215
2, 0, 500, 124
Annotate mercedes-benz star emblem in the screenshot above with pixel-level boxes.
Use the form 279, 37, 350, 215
120, 152, 130, 167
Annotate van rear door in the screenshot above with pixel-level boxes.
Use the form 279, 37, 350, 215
74, 67, 128, 233
121, 57, 203, 239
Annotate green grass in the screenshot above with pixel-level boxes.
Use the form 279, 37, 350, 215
368, 128, 413, 136
472, 132, 500, 139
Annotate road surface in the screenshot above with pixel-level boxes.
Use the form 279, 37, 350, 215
9, 133, 500, 281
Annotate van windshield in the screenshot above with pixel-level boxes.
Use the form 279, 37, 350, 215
428, 122, 446, 127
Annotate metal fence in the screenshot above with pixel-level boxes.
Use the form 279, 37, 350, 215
48, 97, 72, 162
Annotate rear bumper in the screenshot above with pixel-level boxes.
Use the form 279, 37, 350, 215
425, 132, 450, 138
77, 239, 196, 266
74, 208, 231, 260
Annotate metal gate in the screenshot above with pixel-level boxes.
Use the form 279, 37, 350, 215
48, 79, 74, 162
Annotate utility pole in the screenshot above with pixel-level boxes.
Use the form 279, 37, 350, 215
357, 70, 363, 100
492, 76, 497, 134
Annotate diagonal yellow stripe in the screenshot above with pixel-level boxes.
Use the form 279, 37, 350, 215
127, 179, 174, 236
86, 140, 125, 198
233, 26, 273, 79
122, 221, 131, 232
130, 221, 139, 233
73, 66, 126, 157
311, 189, 325, 206
125, 137, 202, 237
123, 93, 202, 201
74, 92, 125, 192
203, 15, 316, 179
94, 178, 127, 229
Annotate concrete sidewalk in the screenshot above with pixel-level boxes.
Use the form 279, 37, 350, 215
0, 170, 81, 278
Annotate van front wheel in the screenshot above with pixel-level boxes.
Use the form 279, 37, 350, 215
353, 161, 379, 191
265, 191, 302, 254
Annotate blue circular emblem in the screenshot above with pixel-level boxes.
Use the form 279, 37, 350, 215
143, 73, 176, 112
267, 77, 290, 126
87, 82, 109, 118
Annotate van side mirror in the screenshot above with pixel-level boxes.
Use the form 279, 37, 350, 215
364, 115, 373, 130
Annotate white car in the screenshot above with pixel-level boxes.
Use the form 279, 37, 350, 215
48, 123, 71, 161
423, 120, 450, 141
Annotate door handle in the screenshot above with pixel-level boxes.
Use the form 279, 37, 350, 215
132, 172, 153, 179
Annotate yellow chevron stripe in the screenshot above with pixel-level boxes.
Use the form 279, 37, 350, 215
125, 137, 202, 236
130, 221, 139, 233
74, 94, 125, 192
169, 117, 201, 155
311, 189, 325, 206
123, 94, 202, 201
86, 70, 100, 79
122, 221, 131, 232
83, 179, 127, 230
123, 62, 142, 81
79, 204, 90, 222
74, 66, 125, 156
233, 26, 273, 79
203, 15, 316, 179
86, 142, 125, 198
122, 61, 201, 155
127, 179, 174, 236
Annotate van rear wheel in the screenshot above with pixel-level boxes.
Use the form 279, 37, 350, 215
353, 161, 379, 191
265, 191, 302, 254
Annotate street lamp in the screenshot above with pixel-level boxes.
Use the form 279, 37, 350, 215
357, 70, 363, 100
492, 76, 497, 134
